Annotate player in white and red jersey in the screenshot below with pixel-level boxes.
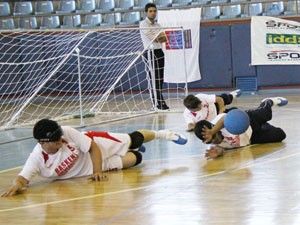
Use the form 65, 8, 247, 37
183, 90, 241, 132
194, 97, 287, 159
1, 119, 187, 197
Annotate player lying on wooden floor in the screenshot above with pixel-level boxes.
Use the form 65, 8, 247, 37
194, 97, 287, 159
183, 89, 241, 132
1, 119, 187, 197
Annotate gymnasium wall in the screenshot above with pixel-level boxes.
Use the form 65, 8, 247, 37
192, 22, 300, 89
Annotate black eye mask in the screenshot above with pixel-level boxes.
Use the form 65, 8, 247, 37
38, 127, 63, 142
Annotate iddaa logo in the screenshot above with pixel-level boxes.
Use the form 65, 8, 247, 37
267, 33, 300, 44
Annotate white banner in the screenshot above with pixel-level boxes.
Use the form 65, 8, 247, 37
251, 16, 300, 65
158, 8, 201, 83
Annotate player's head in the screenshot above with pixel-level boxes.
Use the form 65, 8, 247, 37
33, 119, 63, 154
145, 3, 157, 20
184, 95, 202, 112
194, 120, 224, 144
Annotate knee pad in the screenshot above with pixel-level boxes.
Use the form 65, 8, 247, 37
129, 151, 143, 166
129, 131, 144, 149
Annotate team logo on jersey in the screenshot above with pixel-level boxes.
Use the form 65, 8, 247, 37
55, 144, 79, 176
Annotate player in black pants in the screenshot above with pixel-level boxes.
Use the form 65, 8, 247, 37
194, 97, 287, 159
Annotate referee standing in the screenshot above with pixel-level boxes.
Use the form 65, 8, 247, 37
139, 3, 169, 110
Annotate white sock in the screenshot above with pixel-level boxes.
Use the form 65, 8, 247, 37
154, 130, 167, 140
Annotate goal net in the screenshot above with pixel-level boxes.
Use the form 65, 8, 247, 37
0, 28, 187, 130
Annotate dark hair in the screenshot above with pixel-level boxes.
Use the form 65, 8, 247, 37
183, 95, 201, 110
194, 120, 213, 141
145, 3, 157, 12
33, 119, 63, 142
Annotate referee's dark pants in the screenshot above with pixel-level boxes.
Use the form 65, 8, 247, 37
247, 100, 286, 144
146, 49, 167, 108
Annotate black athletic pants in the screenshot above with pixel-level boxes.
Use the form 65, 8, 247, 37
246, 100, 286, 144
145, 49, 166, 107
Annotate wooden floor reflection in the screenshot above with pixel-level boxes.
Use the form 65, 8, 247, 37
0, 92, 300, 225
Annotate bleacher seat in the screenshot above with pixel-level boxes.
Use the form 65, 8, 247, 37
102, 13, 121, 26
41, 16, 60, 29
35, 1, 54, 15
96, 0, 115, 12
61, 15, 81, 28
220, 4, 241, 18
243, 3, 263, 16
155, 0, 173, 7
191, 0, 210, 5
0, 2, 11, 16
116, 0, 135, 10
284, 0, 299, 15
77, 0, 96, 12
0, 19, 15, 30
120, 12, 141, 25
81, 14, 102, 27
13, 1, 33, 16
134, 0, 153, 9
57, 0, 76, 13
211, 0, 228, 4
264, 2, 284, 16
18, 17, 38, 29
202, 6, 221, 19
172, 0, 192, 6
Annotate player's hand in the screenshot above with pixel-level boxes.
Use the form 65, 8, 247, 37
201, 126, 213, 143
89, 172, 108, 182
187, 123, 195, 132
205, 147, 224, 159
1, 184, 24, 197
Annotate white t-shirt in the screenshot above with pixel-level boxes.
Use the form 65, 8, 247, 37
19, 126, 93, 181
208, 114, 253, 150
139, 17, 163, 49
19, 127, 133, 182
183, 93, 217, 125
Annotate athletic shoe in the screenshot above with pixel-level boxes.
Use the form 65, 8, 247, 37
138, 145, 146, 153
164, 130, 188, 145
261, 97, 288, 107
230, 89, 242, 98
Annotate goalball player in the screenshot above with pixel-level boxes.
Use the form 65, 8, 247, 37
183, 90, 241, 131
194, 97, 287, 159
1, 119, 187, 197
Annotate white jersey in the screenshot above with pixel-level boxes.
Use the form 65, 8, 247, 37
208, 114, 253, 150
139, 17, 163, 49
183, 93, 217, 125
19, 127, 131, 182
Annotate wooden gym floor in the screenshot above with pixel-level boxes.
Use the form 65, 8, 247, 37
0, 90, 300, 225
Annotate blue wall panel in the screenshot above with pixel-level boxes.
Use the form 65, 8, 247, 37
257, 65, 300, 86
189, 26, 233, 89
230, 24, 256, 78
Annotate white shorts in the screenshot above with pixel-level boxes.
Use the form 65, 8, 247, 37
85, 131, 132, 170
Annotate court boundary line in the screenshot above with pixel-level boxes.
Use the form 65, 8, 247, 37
1, 150, 300, 213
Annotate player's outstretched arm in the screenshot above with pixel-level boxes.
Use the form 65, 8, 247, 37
215, 96, 225, 114
89, 140, 108, 182
1, 175, 29, 197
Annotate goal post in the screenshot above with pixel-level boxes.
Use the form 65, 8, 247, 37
0, 27, 188, 130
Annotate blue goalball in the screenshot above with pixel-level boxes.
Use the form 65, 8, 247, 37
224, 109, 250, 135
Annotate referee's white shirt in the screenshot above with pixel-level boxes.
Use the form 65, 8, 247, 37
139, 17, 163, 50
